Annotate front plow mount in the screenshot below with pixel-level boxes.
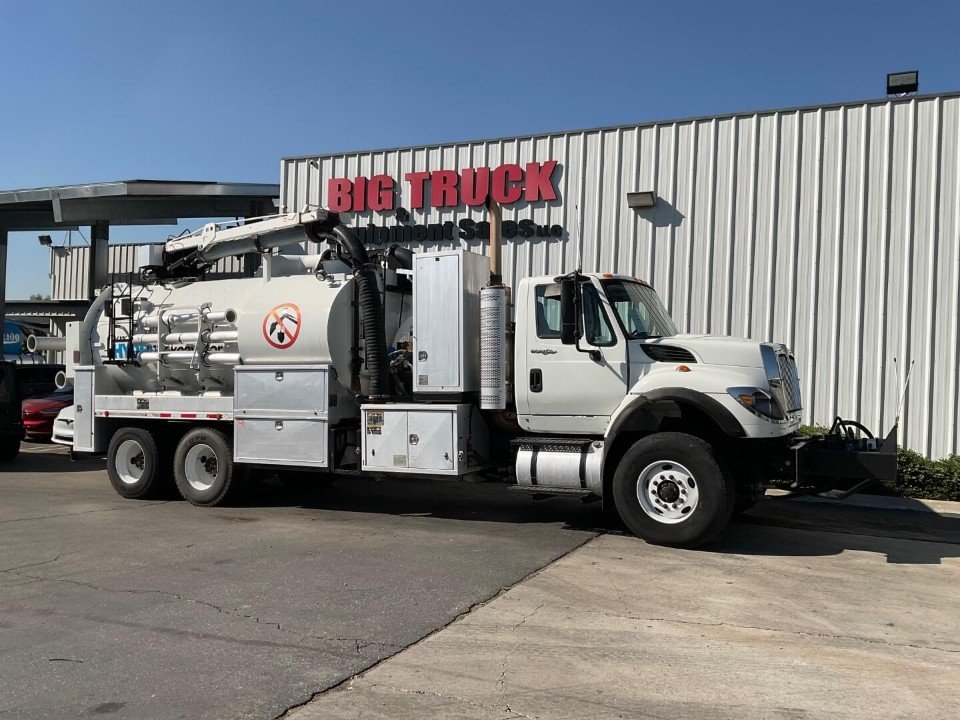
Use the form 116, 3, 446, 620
789, 418, 898, 500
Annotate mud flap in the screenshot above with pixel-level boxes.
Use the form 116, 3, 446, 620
791, 423, 898, 498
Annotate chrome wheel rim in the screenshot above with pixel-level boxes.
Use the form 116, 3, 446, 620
636, 460, 699, 524
115, 439, 146, 485
184, 443, 218, 492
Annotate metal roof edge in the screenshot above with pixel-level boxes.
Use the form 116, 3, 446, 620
0, 180, 280, 205
280, 90, 960, 163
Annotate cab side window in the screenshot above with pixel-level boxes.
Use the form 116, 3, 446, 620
534, 282, 615, 347
534, 284, 562, 339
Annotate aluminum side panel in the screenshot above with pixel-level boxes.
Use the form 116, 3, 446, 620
234, 418, 328, 467
408, 410, 454, 471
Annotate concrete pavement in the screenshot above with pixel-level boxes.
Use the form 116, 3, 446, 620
5, 442, 960, 719
289, 521, 960, 719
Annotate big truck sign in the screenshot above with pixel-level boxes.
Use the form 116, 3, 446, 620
327, 161, 560, 213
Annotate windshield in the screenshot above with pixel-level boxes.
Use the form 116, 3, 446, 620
601, 279, 678, 339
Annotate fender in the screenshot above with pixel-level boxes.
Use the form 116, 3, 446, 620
605, 387, 746, 441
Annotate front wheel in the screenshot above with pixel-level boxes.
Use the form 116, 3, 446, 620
612, 432, 735, 548
174, 427, 236, 507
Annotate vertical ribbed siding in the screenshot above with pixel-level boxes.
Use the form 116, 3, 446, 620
281, 94, 960, 459
50, 244, 246, 300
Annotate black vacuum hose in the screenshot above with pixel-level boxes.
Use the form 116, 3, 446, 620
307, 219, 390, 400
386, 245, 413, 270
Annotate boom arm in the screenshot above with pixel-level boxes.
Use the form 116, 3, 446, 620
159, 210, 340, 278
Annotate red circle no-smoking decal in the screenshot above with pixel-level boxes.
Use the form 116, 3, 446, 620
262, 303, 302, 349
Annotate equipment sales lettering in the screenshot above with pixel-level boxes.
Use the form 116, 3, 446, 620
354, 217, 564, 247
327, 161, 560, 213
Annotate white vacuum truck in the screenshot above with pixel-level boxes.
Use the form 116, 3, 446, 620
60, 209, 896, 547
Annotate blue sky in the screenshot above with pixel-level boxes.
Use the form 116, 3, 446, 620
2, 0, 958, 297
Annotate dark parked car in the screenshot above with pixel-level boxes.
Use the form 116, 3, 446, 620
0, 361, 24, 460
22, 386, 73, 441
15, 363, 64, 400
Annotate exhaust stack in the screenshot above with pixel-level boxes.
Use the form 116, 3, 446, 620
480, 197, 509, 411
480, 287, 508, 410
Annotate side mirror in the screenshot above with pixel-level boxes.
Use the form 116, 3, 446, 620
559, 278, 578, 345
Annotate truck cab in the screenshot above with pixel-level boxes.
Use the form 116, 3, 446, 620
515, 272, 801, 439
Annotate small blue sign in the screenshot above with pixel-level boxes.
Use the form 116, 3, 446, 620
3, 321, 22, 355
114, 342, 153, 360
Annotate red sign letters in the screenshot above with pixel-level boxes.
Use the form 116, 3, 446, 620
327, 161, 559, 213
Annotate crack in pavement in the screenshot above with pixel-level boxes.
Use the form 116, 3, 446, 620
0, 554, 65, 574
322, 638, 401, 655
2, 564, 403, 659
0, 501, 172, 525
498, 602, 546, 694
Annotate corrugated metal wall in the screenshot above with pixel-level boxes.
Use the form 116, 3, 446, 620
281, 93, 960, 458
50, 244, 247, 301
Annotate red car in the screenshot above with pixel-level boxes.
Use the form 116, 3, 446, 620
22, 388, 73, 441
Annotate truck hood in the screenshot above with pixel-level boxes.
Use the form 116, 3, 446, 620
650, 334, 764, 368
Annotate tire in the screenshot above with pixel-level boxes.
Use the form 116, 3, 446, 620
612, 432, 735, 548
173, 427, 235, 507
0, 437, 20, 462
107, 427, 166, 499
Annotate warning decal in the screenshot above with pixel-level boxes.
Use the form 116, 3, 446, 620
262, 303, 302, 349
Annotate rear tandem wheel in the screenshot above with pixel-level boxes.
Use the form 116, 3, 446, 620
173, 427, 237, 507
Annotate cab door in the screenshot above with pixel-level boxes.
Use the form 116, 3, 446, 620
516, 279, 629, 434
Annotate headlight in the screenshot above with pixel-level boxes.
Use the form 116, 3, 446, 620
727, 387, 784, 420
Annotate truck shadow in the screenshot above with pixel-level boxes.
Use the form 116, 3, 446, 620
8, 451, 956, 565
235, 474, 960, 565
237, 473, 611, 533
710, 499, 960, 565
3, 444, 106, 474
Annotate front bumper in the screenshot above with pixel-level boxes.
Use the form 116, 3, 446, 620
790, 423, 898, 496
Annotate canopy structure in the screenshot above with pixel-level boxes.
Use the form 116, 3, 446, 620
0, 180, 280, 325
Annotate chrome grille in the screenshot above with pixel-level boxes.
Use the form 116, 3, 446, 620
776, 351, 802, 412
761, 344, 802, 415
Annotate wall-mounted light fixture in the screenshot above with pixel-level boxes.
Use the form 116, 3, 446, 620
887, 70, 919, 96
626, 191, 657, 209
37, 234, 53, 246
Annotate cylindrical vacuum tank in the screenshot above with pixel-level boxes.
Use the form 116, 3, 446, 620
26, 335, 66, 353
480, 287, 508, 410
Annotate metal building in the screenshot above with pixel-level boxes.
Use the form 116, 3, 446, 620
49, 244, 247, 301
280, 91, 960, 459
